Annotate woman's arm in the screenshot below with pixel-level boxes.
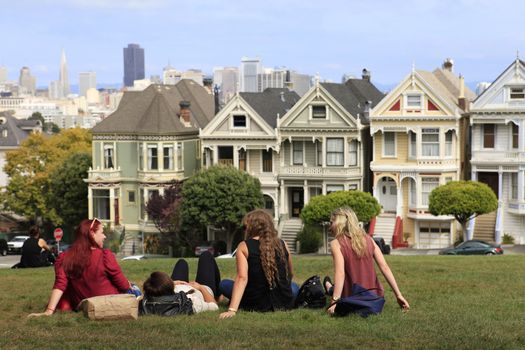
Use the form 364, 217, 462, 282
327, 239, 345, 314
219, 242, 249, 319
28, 289, 64, 317
103, 250, 131, 292
38, 238, 51, 251
188, 282, 216, 304
284, 240, 294, 278
373, 243, 410, 310
29, 256, 67, 317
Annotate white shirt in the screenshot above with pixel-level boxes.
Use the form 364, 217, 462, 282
174, 284, 219, 313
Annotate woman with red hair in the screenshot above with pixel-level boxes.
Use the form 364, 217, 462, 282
29, 219, 132, 316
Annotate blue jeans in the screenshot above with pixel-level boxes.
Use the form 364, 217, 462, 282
219, 279, 300, 299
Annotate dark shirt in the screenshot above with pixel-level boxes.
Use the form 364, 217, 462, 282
240, 238, 294, 312
20, 237, 45, 268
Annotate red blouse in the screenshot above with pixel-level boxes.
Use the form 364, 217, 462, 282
53, 248, 130, 310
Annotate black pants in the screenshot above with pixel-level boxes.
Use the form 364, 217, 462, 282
171, 252, 221, 296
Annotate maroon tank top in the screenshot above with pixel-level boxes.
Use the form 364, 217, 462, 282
338, 234, 384, 297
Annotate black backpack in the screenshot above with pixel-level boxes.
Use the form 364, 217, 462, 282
294, 275, 327, 309
139, 291, 194, 316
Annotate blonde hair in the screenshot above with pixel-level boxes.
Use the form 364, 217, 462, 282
243, 209, 287, 287
331, 207, 368, 257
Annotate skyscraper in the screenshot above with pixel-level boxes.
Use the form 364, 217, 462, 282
239, 57, 261, 92
123, 43, 145, 87
19, 66, 36, 95
59, 49, 70, 98
79, 71, 97, 97
0, 66, 7, 83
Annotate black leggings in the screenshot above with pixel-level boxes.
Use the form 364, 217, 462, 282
171, 251, 221, 296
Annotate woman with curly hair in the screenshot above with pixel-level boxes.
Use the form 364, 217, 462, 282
219, 209, 298, 318
325, 207, 409, 315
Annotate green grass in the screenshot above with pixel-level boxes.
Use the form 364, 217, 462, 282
1, 255, 524, 349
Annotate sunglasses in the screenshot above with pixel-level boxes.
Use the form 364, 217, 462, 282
89, 218, 101, 231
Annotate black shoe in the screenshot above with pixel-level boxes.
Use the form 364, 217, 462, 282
323, 276, 332, 295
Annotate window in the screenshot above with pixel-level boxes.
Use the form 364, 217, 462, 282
312, 105, 327, 119
409, 131, 416, 158
512, 123, 519, 149
326, 138, 344, 166
348, 140, 357, 166
483, 124, 495, 148
92, 189, 110, 220
103, 143, 114, 169
138, 143, 144, 170
409, 179, 416, 206
510, 87, 525, 100
140, 188, 145, 219
176, 142, 183, 170
147, 145, 158, 170
316, 141, 322, 166
128, 191, 136, 203
262, 149, 272, 172
163, 145, 174, 170
293, 141, 303, 165
421, 177, 440, 206
511, 173, 518, 200
406, 94, 422, 109
445, 177, 453, 183
445, 130, 453, 157
239, 149, 246, 171
233, 115, 246, 128
383, 132, 395, 157
422, 128, 439, 157
263, 195, 274, 210
326, 185, 344, 194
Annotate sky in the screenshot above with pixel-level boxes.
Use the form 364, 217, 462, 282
2, 0, 525, 89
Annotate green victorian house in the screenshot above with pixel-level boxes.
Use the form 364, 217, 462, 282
86, 80, 215, 253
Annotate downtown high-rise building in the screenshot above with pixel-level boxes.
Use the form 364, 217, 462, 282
213, 67, 238, 104
19, 66, 36, 95
79, 71, 97, 97
59, 49, 70, 98
0, 66, 7, 83
239, 57, 261, 92
123, 43, 145, 87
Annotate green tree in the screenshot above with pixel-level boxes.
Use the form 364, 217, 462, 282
300, 190, 381, 225
29, 112, 44, 125
3, 128, 91, 225
429, 180, 498, 241
180, 166, 264, 252
47, 152, 91, 230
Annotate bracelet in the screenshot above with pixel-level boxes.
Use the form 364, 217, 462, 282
331, 297, 340, 302
228, 308, 237, 313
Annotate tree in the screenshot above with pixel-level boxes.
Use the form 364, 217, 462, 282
47, 152, 92, 230
29, 112, 44, 125
2, 128, 91, 225
300, 190, 381, 225
429, 180, 498, 241
180, 166, 264, 252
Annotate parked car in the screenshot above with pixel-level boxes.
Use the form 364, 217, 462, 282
46, 239, 71, 255
217, 249, 237, 259
373, 237, 391, 255
0, 238, 7, 256
439, 240, 504, 256
194, 240, 227, 257
7, 235, 29, 254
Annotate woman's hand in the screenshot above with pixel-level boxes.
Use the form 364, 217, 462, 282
396, 294, 410, 311
326, 303, 337, 315
219, 310, 237, 319
188, 281, 202, 291
28, 309, 54, 318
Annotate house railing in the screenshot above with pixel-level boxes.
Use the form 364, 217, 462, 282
471, 150, 525, 163
88, 167, 121, 179
279, 166, 360, 177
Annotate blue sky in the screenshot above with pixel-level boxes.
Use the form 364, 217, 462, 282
2, 0, 525, 89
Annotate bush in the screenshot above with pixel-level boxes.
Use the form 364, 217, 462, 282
502, 233, 515, 245
296, 224, 323, 254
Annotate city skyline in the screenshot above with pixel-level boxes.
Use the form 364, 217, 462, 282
2, 0, 525, 88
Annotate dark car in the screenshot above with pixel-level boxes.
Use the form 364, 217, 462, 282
0, 238, 7, 256
439, 240, 503, 256
373, 237, 391, 255
194, 240, 227, 257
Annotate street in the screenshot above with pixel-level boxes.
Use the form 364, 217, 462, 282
0, 254, 19, 268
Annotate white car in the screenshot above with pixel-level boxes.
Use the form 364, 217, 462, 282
217, 249, 237, 259
121, 255, 147, 261
7, 236, 30, 254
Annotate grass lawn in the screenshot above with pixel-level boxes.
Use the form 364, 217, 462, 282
1, 255, 524, 350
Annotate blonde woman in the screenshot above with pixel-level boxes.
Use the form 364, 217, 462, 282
325, 208, 409, 314
219, 209, 298, 318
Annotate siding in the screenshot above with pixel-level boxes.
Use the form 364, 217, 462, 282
248, 149, 261, 174
117, 142, 138, 177
304, 141, 316, 166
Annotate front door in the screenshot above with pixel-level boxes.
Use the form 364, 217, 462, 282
478, 172, 499, 198
378, 177, 397, 213
291, 188, 304, 217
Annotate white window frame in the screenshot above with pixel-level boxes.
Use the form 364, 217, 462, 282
445, 130, 453, 157
326, 138, 344, 166
147, 144, 158, 170
382, 132, 396, 158
509, 87, 525, 100
511, 173, 518, 200
316, 141, 322, 166
409, 131, 416, 159
511, 123, 519, 149
292, 141, 304, 165
231, 114, 248, 129
138, 143, 144, 171
326, 184, 344, 194
348, 139, 358, 166
404, 93, 423, 110
483, 124, 496, 149
310, 104, 328, 120
103, 143, 115, 169
176, 142, 183, 171
409, 178, 416, 207
421, 128, 440, 157
163, 144, 174, 170
421, 177, 440, 207
262, 149, 273, 173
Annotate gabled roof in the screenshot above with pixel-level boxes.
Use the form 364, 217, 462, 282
0, 112, 39, 147
473, 59, 525, 104
92, 80, 215, 135
239, 88, 300, 128
321, 79, 384, 124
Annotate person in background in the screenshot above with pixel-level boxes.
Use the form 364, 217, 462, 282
19, 225, 54, 268
219, 209, 298, 319
28, 218, 132, 316
324, 207, 409, 314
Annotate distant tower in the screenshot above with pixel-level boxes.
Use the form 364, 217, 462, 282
239, 57, 261, 92
19, 66, 36, 95
123, 43, 145, 87
0, 66, 7, 83
79, 71, 97, 97
59, 49, 70, 97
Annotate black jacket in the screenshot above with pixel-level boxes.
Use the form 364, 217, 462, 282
139, 292, 194, 316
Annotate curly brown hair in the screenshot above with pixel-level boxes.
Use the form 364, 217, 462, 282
243, 209, 287, 288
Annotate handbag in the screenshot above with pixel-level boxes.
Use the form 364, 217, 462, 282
78, 294, 139, 320
294, 275, 326, 309
332, 283, 385, 317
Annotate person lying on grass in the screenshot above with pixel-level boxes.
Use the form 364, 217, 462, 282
140, 251, 220, 316
324, 207, 410, 315
28, 218, 134, 317
219, 209, 299, 319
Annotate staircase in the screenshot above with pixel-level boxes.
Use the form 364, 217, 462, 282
119, 232, 143, 257
373, 214, 396, 246
280, 218, 303, 254
473, 211, 496, 242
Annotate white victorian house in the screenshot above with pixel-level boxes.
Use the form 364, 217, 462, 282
469, 58, 525, 244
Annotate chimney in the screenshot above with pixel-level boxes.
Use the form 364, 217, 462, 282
179, 100, 191, 126
362, 68, 371, 82
203, 77, 213, 93
458, 75, 467, 111
442, 58, 454, 72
